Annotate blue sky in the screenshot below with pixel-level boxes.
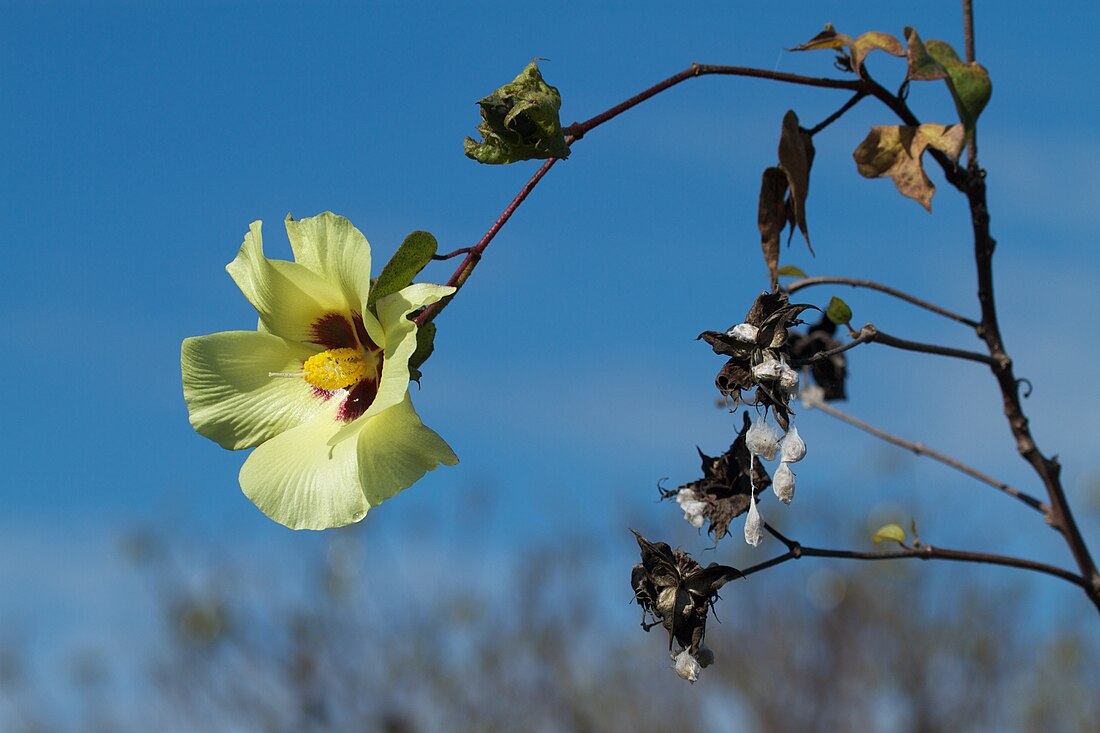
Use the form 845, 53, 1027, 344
2, 0, 1099, 709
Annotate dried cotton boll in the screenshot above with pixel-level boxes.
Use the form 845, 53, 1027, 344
778, 363, 799, 398
744, 493, 763, 546
752, 357, 782, 381
673, 649, 702, 683
773, 462, 795, 504
727, 323, 759, 342
746, 417, 780, 461
780, 425, 806, 463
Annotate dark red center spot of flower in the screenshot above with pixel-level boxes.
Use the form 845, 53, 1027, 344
338, 372, 381, 422
311, 313, 357, 349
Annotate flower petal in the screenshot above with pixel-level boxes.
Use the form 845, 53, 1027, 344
238, 399, 368, 530
238, 393, 456, 530
368, 283, 456, 418
355, 394, 458, 506
226, 221, 350, 343
284, 212, 374, 317
182, 331, 325, 450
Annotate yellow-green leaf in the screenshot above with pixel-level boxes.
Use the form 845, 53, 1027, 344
825, 296, 852, 325
776, 265, 807, 278
791, 24, 903, 75
872, 523, 907, 544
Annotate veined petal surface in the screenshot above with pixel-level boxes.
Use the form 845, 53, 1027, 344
239, 399, 368, 530
356, 395, 458, 507
182, 331, 325, 450
284, 213, 374, 318
227, 221, 349, 343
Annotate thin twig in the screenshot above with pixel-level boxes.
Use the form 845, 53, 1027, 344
432, 247, 474, 261
962, 0, 978, 165
788, 327, 875, 366
423, 63, 869, 326
959, 125, 1100, 609
742, 523, 1089, 589
868, 325, 996, 366
802, 391, 1049, 515
791, 323, 995, 366
807, 92, 867, 136
416, 156, 561, 327
564, 63, 864, 140
786, 276, 979, 327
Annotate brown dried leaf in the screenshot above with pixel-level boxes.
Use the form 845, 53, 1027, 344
777, 110, 814, 253
852, 124, 965, 210
758, 167, 788, 288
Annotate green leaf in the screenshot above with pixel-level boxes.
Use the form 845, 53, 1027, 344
872, 523, 907, 544
369, 231, 438, 308
903, 28, 991, 132
776, 265, 807, 277
464, 60, 570, 165
825, 296, 852, 325
925, 40, 992, 132
408, 321, 437, 383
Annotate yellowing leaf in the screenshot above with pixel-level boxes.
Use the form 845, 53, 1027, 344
852, 124, 965, 210
872, 523, 907, 544
790, 24, 903, 76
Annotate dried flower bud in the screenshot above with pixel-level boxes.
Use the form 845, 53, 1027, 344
744, 493, 763, 546
727, 323, 759, 342
673, 649, 702, 683
780, 425, 806, 463
773, 462, 795, 504
746, 417, 780, 461
752, 357, 782, 381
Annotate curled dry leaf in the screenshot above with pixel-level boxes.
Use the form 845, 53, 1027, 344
852, 124, 965, 210
758, 167, 788, 289
790, 24, 904, 76
777, 110, 815, 253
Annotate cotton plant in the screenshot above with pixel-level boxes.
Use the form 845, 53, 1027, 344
181, 8, 1100, 693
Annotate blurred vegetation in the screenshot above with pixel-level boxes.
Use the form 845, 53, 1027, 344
1, 521, 1097, 733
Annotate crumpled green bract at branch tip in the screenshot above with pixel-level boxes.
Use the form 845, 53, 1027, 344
180, 212, 458, 531
464, 60, 571, 165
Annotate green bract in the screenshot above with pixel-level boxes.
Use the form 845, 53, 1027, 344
464, 60, 570, 165
181, 213, 457, 530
